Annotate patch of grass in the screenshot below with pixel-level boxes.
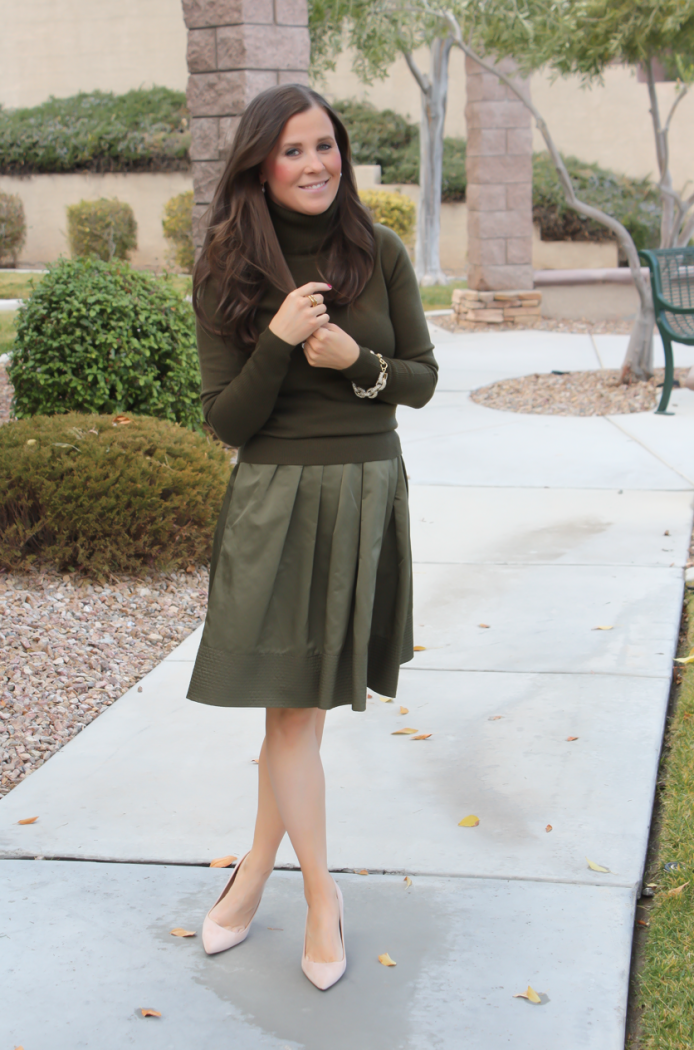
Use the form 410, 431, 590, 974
419, 281, 467, 310
0, 311, 16, 354
0, 272, 42, 299
631, 590, 694, 1048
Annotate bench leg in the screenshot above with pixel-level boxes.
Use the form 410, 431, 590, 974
656, 331, 675, 414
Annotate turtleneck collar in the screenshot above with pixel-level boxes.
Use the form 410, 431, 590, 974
266, 194, 339, 256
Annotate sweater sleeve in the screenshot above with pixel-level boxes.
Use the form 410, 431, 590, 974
196, 280, 295, 448
340, 227, 439, 408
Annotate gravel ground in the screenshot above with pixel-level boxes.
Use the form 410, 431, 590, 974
435, 313, 635, 335
0, 567, 210, 797
471, 368, 692, 416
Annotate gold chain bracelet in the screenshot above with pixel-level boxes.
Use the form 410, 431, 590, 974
352, 352, 388, 399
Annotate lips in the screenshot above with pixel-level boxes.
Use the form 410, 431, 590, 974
298, 179, 330, 192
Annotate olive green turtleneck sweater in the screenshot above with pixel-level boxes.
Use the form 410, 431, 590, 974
196, 195, 438, 465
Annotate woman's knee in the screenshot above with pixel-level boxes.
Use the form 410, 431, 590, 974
266, 706, 318, 745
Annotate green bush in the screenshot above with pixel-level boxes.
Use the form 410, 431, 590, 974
0, 413, 230, 576
0, 87, 190, 175
0, 191, 26, 265
359, 189, 416, 239
67, 198, 138, 262
9, 258, 202, 430
162, 190, 194, 272
532, 152, 661, 248
332, 99, 466, 201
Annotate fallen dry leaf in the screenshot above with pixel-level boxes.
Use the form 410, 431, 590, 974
378, 953, 397, 966
683, 712, 693, 720
674, 655, 694, 665
17, 816, 38, 825
367, 693, 373, 698
413, 645, 427, 651
545, 825, 553, 833
140, 1008, 162, 1017
566, 736, 579, 741
586, 857, 611, 873
637, 919, 650, 927
404, 876, 412, 887
392, 727, 418, 735
251, 758, 259, 764
458, 815, 480, 827
170, 928, 196, 937
478, 623, 491, 629
400, 706, 409, 715
592, 625, 614, 631
357, 869, 369, 876
667, 882, 689, 896
210, 855, 237, 868
488, 715, 503, 721
25, 439, 36, 446
380, 696, 394, 703
113, 415, 132, 426
513, 985, 541, 1004
411, 733, 432, 740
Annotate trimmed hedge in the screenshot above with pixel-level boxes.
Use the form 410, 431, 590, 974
9, 258, 202, 430
0, 413, 230, 576
67, 198, 138, 262
162, 190, 195, 272
0, 191, 26, 265
532, 152, 661, 249
359, 189, 416, 239
0, 87, 190, 175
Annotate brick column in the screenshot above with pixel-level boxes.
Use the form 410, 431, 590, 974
465, 55, 533, 291
182, 0, 311, 251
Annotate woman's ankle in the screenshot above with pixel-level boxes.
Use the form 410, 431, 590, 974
303, 870, 336, 906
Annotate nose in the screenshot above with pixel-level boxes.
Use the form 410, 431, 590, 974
303, 150, 326, 172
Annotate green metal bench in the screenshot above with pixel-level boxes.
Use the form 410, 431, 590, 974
639, 247, 694, 414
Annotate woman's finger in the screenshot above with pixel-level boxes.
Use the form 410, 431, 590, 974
295, 281, 332, 297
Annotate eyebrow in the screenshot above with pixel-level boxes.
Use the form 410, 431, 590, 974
281, 135, 335, 148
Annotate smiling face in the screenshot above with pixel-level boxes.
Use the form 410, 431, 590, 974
260, 105, 342, 215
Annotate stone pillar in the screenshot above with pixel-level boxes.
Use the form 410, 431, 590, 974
182, 0, 311, 252
465, 55, 533, 291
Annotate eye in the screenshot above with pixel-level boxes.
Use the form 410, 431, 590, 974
318, 142, 333, 151
285, 148, 301, 157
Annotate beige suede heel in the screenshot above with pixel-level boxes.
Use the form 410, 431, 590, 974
202, 852, 259, 955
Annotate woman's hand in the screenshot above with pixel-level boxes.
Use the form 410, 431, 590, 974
303, 323, 360, 371
268, 282, 331, 346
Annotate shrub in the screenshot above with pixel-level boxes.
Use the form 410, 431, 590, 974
332, 99, 466, 201
532, 152, 661, 248
162, 190, 194, 272
67, 198, 138, 262
9, 257, 202, 430
359, 189, 416, 240
0, 413, 230, 576
0, 192, 26, 266
0, 87, 190, 175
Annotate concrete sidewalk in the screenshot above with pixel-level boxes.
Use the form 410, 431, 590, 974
2, 327, 693, 1049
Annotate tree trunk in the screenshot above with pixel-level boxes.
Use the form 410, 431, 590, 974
620, 295, 655, 381
405, 37, 453, 285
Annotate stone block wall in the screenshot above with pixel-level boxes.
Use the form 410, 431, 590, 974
182, 0, 310, 250
465, 55, 533, 291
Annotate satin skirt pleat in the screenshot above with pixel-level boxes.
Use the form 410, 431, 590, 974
187, 457, 413, 711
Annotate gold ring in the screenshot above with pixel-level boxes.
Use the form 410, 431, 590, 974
307, 294, 318, 307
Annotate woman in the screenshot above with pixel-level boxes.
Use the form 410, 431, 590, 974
188, 83, 438, 990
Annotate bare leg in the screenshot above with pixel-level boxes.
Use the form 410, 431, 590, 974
264, 707, 342, 964
209, 710, 327, 930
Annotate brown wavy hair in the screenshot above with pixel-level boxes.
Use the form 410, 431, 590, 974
192, 83, 376, 350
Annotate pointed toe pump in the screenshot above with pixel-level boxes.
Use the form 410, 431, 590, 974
202, 851, 258, 956
301, 882, 346, 991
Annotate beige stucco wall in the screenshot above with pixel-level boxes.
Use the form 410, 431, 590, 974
0, 0, 188, 109
0, 172, 193, 269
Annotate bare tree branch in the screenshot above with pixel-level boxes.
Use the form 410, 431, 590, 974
403, 50, 430, 95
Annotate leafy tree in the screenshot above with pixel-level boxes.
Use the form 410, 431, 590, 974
310, 1, 459, 285
431, 0, 694, 379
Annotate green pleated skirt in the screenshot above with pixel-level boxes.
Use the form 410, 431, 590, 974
187, 457, 413, 712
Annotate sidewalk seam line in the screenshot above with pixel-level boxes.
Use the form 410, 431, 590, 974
605, 415, 694, 487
